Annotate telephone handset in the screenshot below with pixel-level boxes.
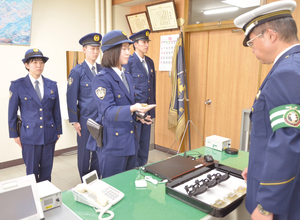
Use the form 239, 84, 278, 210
74, 183, 109, 207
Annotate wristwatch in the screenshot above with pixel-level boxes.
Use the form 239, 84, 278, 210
258, 204, 271, 216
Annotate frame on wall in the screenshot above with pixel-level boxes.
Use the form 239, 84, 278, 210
146, 0, 179, 32
126, 11, 151, 34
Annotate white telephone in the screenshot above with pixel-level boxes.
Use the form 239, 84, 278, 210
72, 171, 124, 220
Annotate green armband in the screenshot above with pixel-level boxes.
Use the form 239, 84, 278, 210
269, 104, 300, 132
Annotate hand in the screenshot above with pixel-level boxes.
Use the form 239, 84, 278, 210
242, 167, 248, 180
130, 103, 156, 113
251, 206, 273, 220
140, 115, 152, 125
56, 135, 60, 143
14, 137, 22, 148
73, 122, 81, 136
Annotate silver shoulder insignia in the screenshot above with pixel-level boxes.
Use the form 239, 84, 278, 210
68, 77, 73, 86
96, 87, 106, 100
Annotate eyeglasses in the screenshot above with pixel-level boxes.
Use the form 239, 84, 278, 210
246, 32, 263, 47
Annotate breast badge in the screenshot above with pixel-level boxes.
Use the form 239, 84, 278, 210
96, 87, 106, 100
68, 77, 73, 86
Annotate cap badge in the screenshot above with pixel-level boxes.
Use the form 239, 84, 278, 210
96, 87, 106, 100
146, 31, 150, 37
94, 35, 100, 42
68, 77, 73, 86
33, 48, 39, 52
122, 31, 127, 36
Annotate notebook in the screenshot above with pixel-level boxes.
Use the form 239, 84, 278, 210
145, 155, 203, 180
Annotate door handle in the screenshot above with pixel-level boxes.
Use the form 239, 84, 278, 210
205, 99, 211, 105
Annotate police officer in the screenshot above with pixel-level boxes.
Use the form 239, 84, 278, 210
67, 33, 102, 179
8, 48, 62, 182
234, 1, 300, 219
123, 29, 156, 166
90, 30, 155, 178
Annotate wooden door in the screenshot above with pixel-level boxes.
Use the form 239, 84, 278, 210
204, 29, 261, 148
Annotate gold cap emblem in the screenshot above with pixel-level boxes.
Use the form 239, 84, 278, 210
94, 35, 100, 42
96, 87, 106, 100
122, 31, 127, 36
33, 48, 39, 52
145, 31, 149, 37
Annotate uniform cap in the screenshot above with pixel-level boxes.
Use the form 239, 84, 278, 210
79, 33, 102, 47
22, 48, 49, 64
101, 30, 133, 53
129, 29, 151, 42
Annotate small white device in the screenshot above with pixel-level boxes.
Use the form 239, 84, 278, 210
205, 135, 231, 151
0, 174, 44, 220
72, 170, 124, 220
37, 180, 62, 211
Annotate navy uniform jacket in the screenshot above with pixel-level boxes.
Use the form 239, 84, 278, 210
91, 67, 137, 156
67, 61, 102, 130
123, 53, 156, 118
247, 45, 300, 219
8, 75, 62, 145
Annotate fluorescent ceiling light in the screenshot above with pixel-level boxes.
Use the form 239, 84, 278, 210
204, 7, 238, 15
222, 0, 260, 8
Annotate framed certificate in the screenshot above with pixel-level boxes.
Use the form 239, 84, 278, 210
126, 11, 151, 34
146, 0, 179, 32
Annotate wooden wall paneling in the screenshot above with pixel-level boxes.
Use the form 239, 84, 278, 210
66, 51, 85, 79
204, 30, 260, 149
187, 31, 209, 149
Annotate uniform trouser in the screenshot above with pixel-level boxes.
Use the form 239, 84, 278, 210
22, 142, 55, 182
136, 122, 151, 166
96, 151, 136, 178
77, 129, 100, 180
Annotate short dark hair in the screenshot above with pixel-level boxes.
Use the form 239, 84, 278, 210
101, 44, 122, 68
24, 57, 46, 71
253, 17, 299, 43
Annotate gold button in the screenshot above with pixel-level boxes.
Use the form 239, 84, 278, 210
26, 125, 29, 128
40, 117, 43, 120
51, 125, 54, 127
116, 132, 119, 136
252, 107, 254, 112
86, 84, 88, 86
130, 131, 133, 134
40, 108, 42, 111
135, 94, 137, 96
138, 75, 140, 77
130, 121, 133, 123
133, 86, 135, 88
148, 81, 150, 83
149, 97, 150, 99
118, 95, 121, 98
52, 97, 54, 100
148, 89, 150, 91
40, 125, 43, 128
25, 97, 27, 100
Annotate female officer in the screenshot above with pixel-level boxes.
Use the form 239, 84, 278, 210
91, 30, 154, 178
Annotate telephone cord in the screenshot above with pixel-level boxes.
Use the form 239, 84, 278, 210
96, 203, 114, 220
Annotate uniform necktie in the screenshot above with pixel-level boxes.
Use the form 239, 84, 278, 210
121, 72, 130, 93
91, 66, 96, 76
142, 60, 149, 76
35, 80, 42, 101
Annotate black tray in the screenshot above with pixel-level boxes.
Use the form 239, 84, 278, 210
166, 163, 245, 218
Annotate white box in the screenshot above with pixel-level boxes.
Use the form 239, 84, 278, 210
37, 180, 62, 211
205, 135, 231, 151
